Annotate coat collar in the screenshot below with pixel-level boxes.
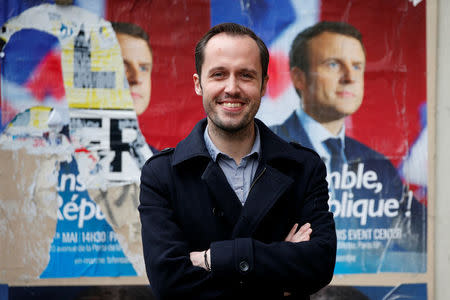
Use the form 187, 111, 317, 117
172, 118, 307, 236
172, 118, 306, 167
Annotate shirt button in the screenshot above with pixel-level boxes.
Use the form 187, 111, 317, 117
239, 261, 249, 272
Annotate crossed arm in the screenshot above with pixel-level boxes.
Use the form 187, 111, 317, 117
190, 223, 313, 270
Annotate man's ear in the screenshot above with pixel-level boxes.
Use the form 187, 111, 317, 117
290, 67, 307, 92
193, 74, 202, 96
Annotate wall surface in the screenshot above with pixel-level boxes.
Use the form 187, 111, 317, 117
0, 1, 437, 298
435, 0, 450, 299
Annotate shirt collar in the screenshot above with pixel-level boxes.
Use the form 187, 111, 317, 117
296, 107, 346, 151
172, 118, 309, 167
203, 123, 261, 163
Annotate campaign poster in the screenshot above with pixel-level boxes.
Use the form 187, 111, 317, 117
1, 0, 428, 291
0, 3, 150, 282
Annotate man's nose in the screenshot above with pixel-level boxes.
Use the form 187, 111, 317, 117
127, 64, 141, 85
224, 76, 239, 94
340, 65, 356, 84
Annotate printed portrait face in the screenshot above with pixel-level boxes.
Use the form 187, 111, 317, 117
116, 33, 153, 116
292, 32, 366, 123
193, 33, 268, 133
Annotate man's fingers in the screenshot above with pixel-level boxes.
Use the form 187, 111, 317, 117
284, 223, 298, 241
287, 223, 312, 243
295, 228, 312, 242
297, 223, 311, 235
293, 225, 312, 242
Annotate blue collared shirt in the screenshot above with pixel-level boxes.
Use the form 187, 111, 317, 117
204, 125, 261, 205
296, 108, 347, 172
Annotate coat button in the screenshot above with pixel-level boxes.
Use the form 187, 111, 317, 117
239, 261, 249, 272
212, 208, 224, 217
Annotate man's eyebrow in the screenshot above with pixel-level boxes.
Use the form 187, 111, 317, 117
239, 68, 258, 75
208, 66, 226, 73
321, 57, 365, 64
122, 59, 152, 65
206, 67, 258, 76
321, 57, 339, 62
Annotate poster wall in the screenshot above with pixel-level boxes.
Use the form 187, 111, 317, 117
0, 0, 429, 297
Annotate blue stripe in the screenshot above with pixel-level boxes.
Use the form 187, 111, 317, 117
210, 0, 296, 46
2, 29, 59, 85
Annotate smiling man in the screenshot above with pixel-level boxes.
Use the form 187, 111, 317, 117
271, 21, 426, 274
139, 23, 336, 299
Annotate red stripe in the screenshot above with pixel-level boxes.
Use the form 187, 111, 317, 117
25, 50, 65, 101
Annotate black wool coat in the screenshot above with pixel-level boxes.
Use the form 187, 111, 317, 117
139, 118, 337, 300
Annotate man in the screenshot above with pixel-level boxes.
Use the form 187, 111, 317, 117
112, 22, 152, 116
271, 21, 426, 273
139, 23, 336, 299
112, 22, 158, 156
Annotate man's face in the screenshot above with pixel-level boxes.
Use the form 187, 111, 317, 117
292, 32, 365, 123
193, 33, 268, 133
116, 33, 152, 116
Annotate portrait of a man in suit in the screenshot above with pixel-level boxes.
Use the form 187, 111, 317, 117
271, 21, 426, 273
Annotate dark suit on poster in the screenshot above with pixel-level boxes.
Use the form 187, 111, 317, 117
271, 112, 426, 273
139, 119, 336, 299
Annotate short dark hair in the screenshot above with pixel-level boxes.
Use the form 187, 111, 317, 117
195, 22, 269, 83
290, 21, 364, 73
111, 22, 152, 53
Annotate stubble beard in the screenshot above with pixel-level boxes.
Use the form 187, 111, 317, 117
209, 115, 252, 135
206, 96, 258, 136
198, 74, 264, 133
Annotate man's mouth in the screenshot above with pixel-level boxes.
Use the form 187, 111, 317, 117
131, 92, 142, 99
222, 102, 243, 108
337, 91, 355, 97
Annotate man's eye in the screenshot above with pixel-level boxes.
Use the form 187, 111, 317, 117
328, 61, 338, 68
140, 65, 150, 72
241, 73, 253, 79
353, 64, 362, 71
212, 72, 224, 78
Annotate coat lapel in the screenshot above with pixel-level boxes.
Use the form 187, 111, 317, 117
173, 118, 304, 238
286, 113, 315, 150
232, 164, 294, 237
201, 160, 243, 227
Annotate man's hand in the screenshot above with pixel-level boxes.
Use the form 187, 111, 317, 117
284, 223, 312, 243
190, 249, 211, 271
283, 223, 312, 297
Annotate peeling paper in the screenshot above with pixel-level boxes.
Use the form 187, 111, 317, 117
1, 3, 151, 281
0, 148, 59, 283
88, 183, 145, 276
